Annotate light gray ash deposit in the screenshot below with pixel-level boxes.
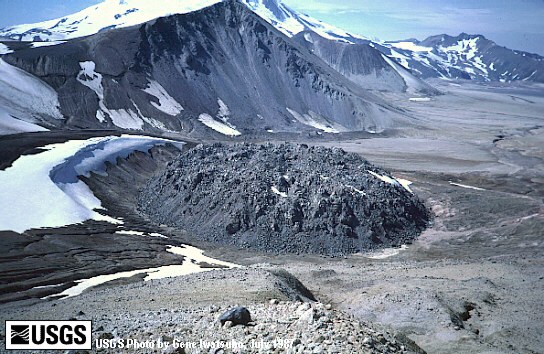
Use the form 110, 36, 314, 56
138, 143, 429, 255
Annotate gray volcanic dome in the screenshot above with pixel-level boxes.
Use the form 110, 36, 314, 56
139, 143, 429, 255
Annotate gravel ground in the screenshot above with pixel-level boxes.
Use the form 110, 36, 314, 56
0, 268, 422, 353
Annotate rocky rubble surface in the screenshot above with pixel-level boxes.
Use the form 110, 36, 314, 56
139, 143, 429, 255
93, 301, 418, 354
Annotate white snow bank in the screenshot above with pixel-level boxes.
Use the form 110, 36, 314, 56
367, 170, 413, 194
449, 182, 486, 191
271, 186, 287, 198
0, 107, 48, 135
0, 135, 184, 233
390, 41, 432, 53
367, 170, 398, 185
144, 80, 184, 116
286, 108, 341, 133
0, 43, 13, 55
395, 178, 414, 194
31, 41, 66, 48
108, 108, 144, 130
49, 244, 240, 298
409, 97, 431, 102
198, 113, 241, 136
366, 245, 408, 259
115, 230, 168, 238
0, 59, 63, 121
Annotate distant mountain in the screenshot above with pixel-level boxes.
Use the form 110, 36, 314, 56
1, 1, 409, 136
293, 31, 439, 95
384, 33, 544, 83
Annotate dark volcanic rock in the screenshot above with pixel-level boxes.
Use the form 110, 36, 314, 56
138, 143, 429, 255
219, 307, 252, 326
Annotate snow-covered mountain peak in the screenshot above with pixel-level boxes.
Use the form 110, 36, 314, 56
0, 3, 542, 84
0, 0, 367, 44
384, 32, 544, 83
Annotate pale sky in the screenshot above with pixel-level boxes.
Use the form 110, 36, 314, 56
0, 0, 543, 55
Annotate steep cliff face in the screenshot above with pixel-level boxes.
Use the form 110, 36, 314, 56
3, 1, 407, 136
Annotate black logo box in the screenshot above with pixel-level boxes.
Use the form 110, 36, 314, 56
5, 320, 92, 350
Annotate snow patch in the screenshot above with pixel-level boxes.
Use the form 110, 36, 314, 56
303, 32, 314, 43
48, 244, 239, 298
271, 186, 287, 198
217, 98, 230, 121
346, 185, 366, 197
77, 61, 106, 122
0, 107, 48, 135
286, 108, 340, 133
449, 182, 486, 191
77, 61, 144, 128
365, 245, 408, 259
131, 99, 168, 131
108, 108, 144, 130
367, 170, 413, 193
409, 97, 431, 102
31, 41, 66, 48
367, 170, 398, 185
388, 50, 411, 69
166, 244, 240, 269
198, 113, 241, 136
115, 230, 168, 238
0, 59, 63, 121
0, 43, 13, 55
143, 80, 184, 116
395, 178, 414, 194
440, 38, 480, 60
390, 41, 432, 53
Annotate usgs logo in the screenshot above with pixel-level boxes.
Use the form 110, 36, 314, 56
5, 320, 91, 350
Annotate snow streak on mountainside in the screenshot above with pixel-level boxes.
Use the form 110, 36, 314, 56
385, 33, 544, 83
0, 0, 367, 44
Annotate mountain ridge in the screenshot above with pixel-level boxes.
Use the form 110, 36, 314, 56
1, 0, 542, 83
385, 32, 544, 83
0, 0, 410, 136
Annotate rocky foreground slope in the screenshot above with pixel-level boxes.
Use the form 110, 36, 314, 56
139, 143, 429, 255
0, 268, 424, 353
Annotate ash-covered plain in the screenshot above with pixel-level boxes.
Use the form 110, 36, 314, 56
138, 143, 429, 255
